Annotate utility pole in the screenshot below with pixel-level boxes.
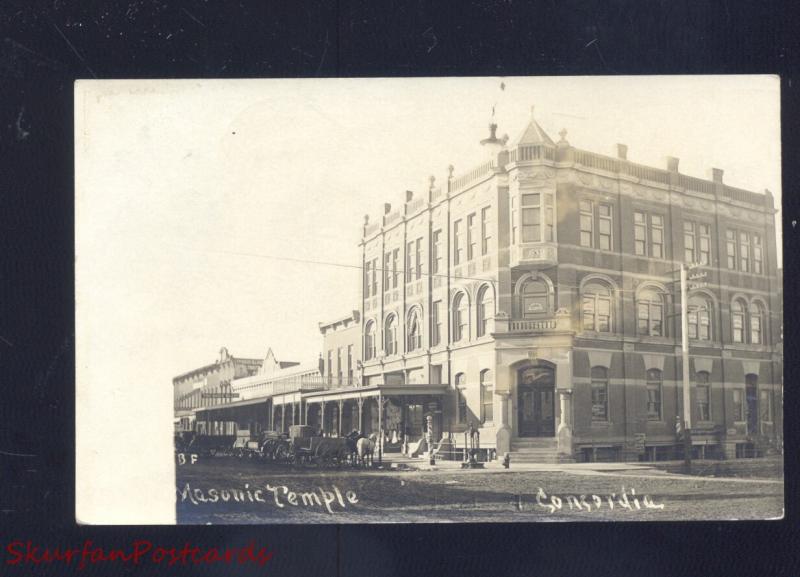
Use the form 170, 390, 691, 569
680, 263, 707, 473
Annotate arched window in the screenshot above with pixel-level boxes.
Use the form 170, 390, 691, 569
407, 309, 422, 352
480, 369, 493, 423
453, 293, 469, 342
696, 371, 711, 421
750, 301, 764, 345
384, 315, 398, 356
455, 373, 467, 423
520, 278, 550, 317
364, 321, 376, 360
646, 368, 662, 420
591, 366, 609, 421
637, 288, 664, 337
688, 295, 712, 341
582, 281, 612, 333
476, 285, 494, 338
731, 298, 746, 343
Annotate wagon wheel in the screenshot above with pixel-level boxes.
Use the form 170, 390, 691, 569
274, 443, 291, 463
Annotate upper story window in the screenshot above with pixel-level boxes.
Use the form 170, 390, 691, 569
684, 221, 711, 265
407, 308, 422, 352
727, 228, 764, 274
481, 206, 492, 255
750, 301, 764, 344
384, 314, 398, 356
405, 241, 413, 284
431, 229, 442, 275
688, 294, 712, 341
383, 252, 391, 291
392, 248, 400, 288
580, 200, 594, 247
582, 281, 612, 333
431, 300, 442, 347
476, 285, 494, 338
520, 278, 550, 317
520, 192, 554, 243
364, 261, 371, 297
370, 258, 378, 296
634, 211, 663, 258
731, 298, 746, 343
364, 321, 376, 360
467, 213, 477, 261
453, 293, 469, 342
637, 288, 665, 337
414, 237, 423, 280
580, 200, 613, 250
753, 234, 763, 274
454, 219, 463, 265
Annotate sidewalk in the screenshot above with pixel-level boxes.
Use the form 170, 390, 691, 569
382, 454, 659, 474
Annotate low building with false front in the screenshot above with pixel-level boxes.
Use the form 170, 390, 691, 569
356, 107, 782, 462
173, 347, 262, 432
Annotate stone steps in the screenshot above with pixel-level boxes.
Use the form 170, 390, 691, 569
509, 437, 561, 464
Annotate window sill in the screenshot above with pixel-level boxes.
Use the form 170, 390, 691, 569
591, 420, 610, 427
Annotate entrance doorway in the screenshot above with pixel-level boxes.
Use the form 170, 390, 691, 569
517, 365, 556, 437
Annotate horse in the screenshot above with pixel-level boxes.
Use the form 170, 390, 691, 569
356, 433, 377, 468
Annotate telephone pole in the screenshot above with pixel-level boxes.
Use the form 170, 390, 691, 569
680, 263, 707, 473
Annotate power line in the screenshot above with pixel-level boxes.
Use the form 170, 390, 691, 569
173, 245, 704, 295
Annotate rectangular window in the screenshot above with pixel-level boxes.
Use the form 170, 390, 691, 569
415, 237, 423, 280
392, 248, 399, 288
753, 233, 763, 274
371, 258, 378, 296
733, 389, 744, 421
650, 214, 664, 258
364, 261, 371, 297
726, 230, 737, 270
591, 371, 608, 421
431, 301, 442, 347
598, 203, 612, 251
580, 200, 593, 247
405, 241, 413, 283
337, 347, 343, 382
739, 231, 750, 272
467, 213, 476, 261
347, 345, 353, 382
634, 211, 647, 256
454, 219, 463, 265
481, 206, 491, 255
684, 221, 695, 263
646, 385, 662, 420
759, 389, 772, 422
431, 230, 442, 275
697, 385, 710, 421
481, 374, 494, 424
521, 193, 541, 242
698, 224, 711, 265
383, 252, 391, 291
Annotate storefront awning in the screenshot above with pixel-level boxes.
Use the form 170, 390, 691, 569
194, 395, 272, 417
301, 383, 449, 403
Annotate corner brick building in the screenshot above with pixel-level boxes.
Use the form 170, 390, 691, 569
349, 107, 782, 462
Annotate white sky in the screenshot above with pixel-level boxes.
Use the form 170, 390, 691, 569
75, 76, 780, 523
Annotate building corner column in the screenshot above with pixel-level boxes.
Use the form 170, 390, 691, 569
495, 391, 512, 454
557, 389, 574, 457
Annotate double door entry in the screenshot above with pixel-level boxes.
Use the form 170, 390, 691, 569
517, 366, 556, 437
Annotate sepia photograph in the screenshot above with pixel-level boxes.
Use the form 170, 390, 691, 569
75, 76, 783, 524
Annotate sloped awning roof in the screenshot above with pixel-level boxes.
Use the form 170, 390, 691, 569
301, 383, 449, 403
194, 395, 271, 416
